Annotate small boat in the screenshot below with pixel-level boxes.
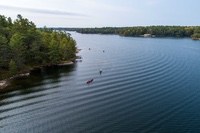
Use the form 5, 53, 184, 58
99, 70, 102, 75
86, 79, 94, 84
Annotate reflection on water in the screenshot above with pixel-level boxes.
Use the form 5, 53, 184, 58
1, 32, 200, 133
7, 65, 76, 93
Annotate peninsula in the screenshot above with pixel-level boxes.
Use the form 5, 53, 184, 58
0, 14, 77, 89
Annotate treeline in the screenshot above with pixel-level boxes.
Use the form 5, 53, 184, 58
0, 15, 76, 79
59, 26, 200, 39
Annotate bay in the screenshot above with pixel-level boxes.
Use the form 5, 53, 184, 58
1, 32, 200, 133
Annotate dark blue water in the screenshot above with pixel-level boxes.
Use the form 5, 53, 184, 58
1, 32, 200, 133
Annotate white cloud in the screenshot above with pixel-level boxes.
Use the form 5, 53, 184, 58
0, 5, 85, 17
0, 0, 199, 27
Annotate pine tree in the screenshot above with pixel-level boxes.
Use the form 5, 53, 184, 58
9, 59, 17, 76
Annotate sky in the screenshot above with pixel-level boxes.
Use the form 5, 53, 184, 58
0, 0, 199, 27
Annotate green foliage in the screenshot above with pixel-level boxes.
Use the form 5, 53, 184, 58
191, 27, 200, 39
63, 26, 200, 38
9, 33, 27, 68
48, 39, 61, 64
0, 17, 11, 69
0, 14, 76, 79
0, 34, 10, 68
9, 59, 17, 76
191, 33, 200, 40
12, 14, 36, 34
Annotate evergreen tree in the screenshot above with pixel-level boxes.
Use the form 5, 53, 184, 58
0, 14, 76, 80
9, 59, 17, 76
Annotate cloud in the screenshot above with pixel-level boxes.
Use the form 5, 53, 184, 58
0, 4, 86, 17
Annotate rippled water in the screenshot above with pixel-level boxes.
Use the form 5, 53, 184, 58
1, 32, 200, 133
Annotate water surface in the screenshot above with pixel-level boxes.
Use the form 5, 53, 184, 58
1, 32, 200, 133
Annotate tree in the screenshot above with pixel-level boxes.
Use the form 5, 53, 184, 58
191, 33, 200, 40
0, 14, 77, 80
12, 14, 36, 34
9, 33, 26, 68
9, 59, 17, 76
0, 34, 10, 68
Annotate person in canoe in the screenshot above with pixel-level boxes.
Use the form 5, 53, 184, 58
99, 69, 102, 75
86, 79, 94, 84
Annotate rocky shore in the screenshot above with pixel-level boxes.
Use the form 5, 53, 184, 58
0, 73, 30, 90
0, 80, 9, 90
0, 61, 74, 91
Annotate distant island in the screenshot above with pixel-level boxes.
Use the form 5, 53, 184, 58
0, 14, 77, 82
55, 26, 200, 40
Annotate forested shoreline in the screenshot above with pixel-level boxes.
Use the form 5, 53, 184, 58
0, 15, 76, 80
57, 26, 200, 39
1, 15, 200, 80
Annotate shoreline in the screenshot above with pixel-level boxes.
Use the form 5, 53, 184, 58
0, 80, 9, 90
0, 61, 74, 92
80, 32, 198, 40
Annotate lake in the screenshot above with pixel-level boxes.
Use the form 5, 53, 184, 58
1, 32, 200, 133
